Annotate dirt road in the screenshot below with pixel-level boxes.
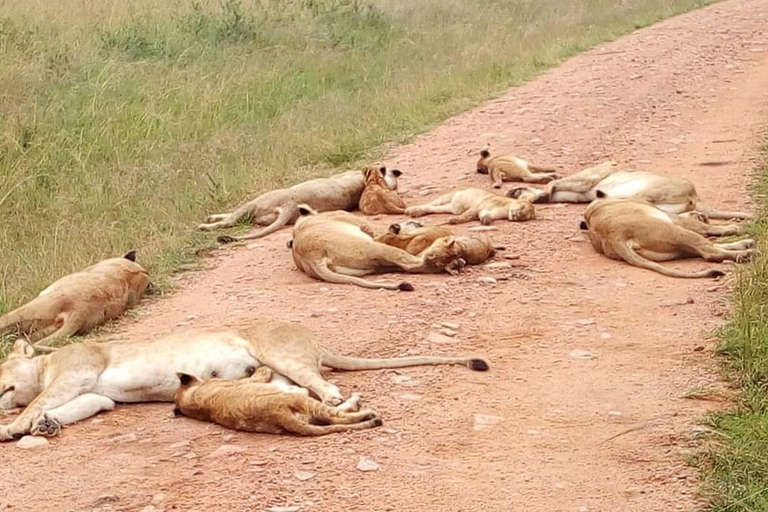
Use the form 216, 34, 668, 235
3, 1, 768, 511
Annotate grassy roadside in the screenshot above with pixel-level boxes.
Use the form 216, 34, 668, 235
701, 141, 768, 511
0, 0, 718, 315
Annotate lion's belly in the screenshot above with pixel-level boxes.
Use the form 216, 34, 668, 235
94, 344, 259, 403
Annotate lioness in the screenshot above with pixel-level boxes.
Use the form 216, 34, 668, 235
406, 188, 535, 225
580, 198, 756, 278
199, 167, 402, 243
359, 166, 407, 215
290, 206, 463, 290
173, 368, 382, 436
476, 144, 558, 188
508, 161, 752, 220
0, 251, 149, 350
0, 320, 489, 440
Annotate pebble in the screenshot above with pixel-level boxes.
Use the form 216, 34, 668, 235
473, 414, 503, 431
600, 332, 612, 341
293, 471, 316, 481
476, 276, 497, 285
356, 456, 381, 472
206, 444, 245, 458
16, 436, 49, 449
107, 433, 138, 444
265, 507, 302, 512
440, 328, 458, 337
426, 332, 459, 344
569, 349, 597, 360
468, 225, 498, 232
608, 411, 623, 417
397, 393, 423, 401
441, 322, 460, 330
169, 440, 190, 450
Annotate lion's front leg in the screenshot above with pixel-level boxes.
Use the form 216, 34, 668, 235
0, 373, 99, 441
31, 393, 116, 437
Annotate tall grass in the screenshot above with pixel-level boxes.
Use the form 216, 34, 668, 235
700, 142, 768, 511
0, 0, 718, 309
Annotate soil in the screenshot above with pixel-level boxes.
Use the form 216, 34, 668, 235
2, 1, 768, 511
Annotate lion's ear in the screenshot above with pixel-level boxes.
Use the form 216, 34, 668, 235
378, 166, 387, 177
177, 373, 199, 387
579, 220, 588, 230
388, 224, 401, 235
479, 143, 491, 158
392, 169, 403, 177
123, 250, 137, 262
10, 339, 35, 359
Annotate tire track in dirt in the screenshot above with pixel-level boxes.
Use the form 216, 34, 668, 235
2, 1, 768, 511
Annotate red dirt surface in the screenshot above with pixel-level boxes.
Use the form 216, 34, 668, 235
2, 1, 768, 511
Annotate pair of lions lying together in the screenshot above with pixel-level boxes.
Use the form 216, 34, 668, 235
289, 207, 504, 290
0, 321, 488, 440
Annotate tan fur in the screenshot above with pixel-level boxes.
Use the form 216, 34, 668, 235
508, 161, 752, 220
359, 166, 406, 215
0, 252, 149, 351
406, 187, 535, 225
374, 223, 453, 255
376, 225, 498, 274
198, 167, 401, 243
173, 367, 382, 436
476, 143, 558, 188
581, 198, 756, 278
290, 207, 463, 290
0, 320, 488, 440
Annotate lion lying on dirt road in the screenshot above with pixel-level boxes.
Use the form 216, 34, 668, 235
199, 166, 402, 243
580, 198, 756, 278
173, 367, 382, 436
405, 187, 535, 225
359, 166, 407, 215
376, 221, 501, 274
476, 144, 559, 188
0, 251, 149, 351
290, 206, 463, 290
509, 161, 753, 220
0, 320, 488, 440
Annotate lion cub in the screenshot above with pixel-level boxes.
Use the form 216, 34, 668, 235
360, 166, 406, 215
406, 188, 535, 225
476, 144, 558, 188
173, 367, 382, 436
0, 251, 149, 350
374, 222, 453, 255
581, 198, 756, 278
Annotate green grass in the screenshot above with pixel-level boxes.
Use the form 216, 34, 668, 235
0, 0, 719, 313
700, 142, 768, 511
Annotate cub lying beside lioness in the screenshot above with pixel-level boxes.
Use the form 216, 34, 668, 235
290, 206, 463, 290
174, 367, 382, 436
375, 221, 501, 274
0, 320, 488, 440
0, 251, 149, 350
199, 166, 402, 243
509, 160, 753, 220
580, 198, 756, 278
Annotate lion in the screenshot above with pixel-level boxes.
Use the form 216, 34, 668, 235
579, 198, 756, 278
359, 166, 407, 215
0, 320, 488, 440
508, 161, 752, 220
290, 206, 464, 290
476, 143, 558, 188
0, 251, 149, 351
405, 188, 535, 225
173, 367, 382, 436
198, 166, 402, 243
376, 223, 501, 273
